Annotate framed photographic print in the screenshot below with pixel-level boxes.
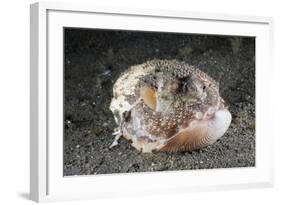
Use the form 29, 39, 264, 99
30, 2, 274, 202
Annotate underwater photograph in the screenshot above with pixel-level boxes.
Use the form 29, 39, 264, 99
63, 28, 255, 176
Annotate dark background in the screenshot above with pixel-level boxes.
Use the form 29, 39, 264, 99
63, 28, 255, 176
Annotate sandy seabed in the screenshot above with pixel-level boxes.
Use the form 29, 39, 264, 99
63, 29, 255, 176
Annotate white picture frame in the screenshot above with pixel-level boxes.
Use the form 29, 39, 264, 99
30, 1, 274, 202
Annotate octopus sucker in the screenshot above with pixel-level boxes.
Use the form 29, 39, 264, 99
110, 59, 231, 153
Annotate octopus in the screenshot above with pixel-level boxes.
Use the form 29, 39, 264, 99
109, 60, 231, 153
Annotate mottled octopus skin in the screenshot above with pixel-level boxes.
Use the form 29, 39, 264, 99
110, 60, 231, 153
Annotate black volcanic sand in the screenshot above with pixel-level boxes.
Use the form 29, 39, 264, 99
63, 29, 255, 176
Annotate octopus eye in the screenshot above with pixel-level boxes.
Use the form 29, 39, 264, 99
182, 82, 189, 93
202, 85, 206, 90
140, 86, 157, 111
